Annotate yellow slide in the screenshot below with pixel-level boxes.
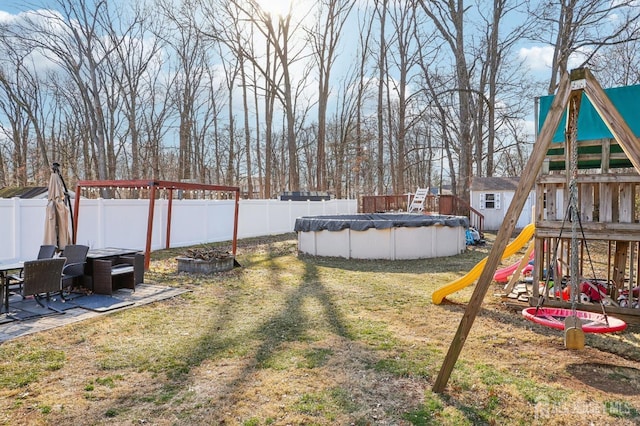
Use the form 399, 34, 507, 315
432, 223, 535, 304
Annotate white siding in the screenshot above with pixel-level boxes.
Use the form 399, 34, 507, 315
471, 190, 535, 231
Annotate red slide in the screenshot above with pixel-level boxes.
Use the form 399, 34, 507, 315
493, 250, 535, 283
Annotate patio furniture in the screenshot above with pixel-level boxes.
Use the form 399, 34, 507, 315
0, 261, 24, 313
6, 245, 58, 294
84, 248, 144, 294
92, 253, 144, 295
60, 244, 89, 293
15, 257, 66, 311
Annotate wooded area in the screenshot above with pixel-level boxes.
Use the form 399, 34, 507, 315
0, 0, 639, 199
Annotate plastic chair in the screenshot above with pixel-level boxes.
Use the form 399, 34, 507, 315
61, 245, 89, 293
38, 245, 58, 259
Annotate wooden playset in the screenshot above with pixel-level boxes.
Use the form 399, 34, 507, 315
433, 68, 640, 392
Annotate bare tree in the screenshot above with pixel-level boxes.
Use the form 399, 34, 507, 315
386, 1, 423, 194
354, 6, 377, 199
418, 0, 474, 199
228, 0, 312, 191
0, 71, 31, 185
139, 62, 174, 180
0, 42, 49, 185
374, 0, 388, 195
590, 23, 640, 87
530, 0, 640, 94
471, 0, 535, 177
106, 3, 163, 180
251, 57, 264, 197
219, 49, 240, 187
12, 1, 144, 183
307, 0, 354, 191
159, 0, 211, 181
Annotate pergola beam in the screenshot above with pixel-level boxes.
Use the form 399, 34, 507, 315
72, 179, 240, 270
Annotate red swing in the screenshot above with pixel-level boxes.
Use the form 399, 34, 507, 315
522, 306, 627, 334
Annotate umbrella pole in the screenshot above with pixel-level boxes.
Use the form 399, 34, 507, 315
52, 162, 75, 242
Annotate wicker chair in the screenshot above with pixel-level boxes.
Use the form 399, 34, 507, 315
6, 245, 58, 294
17, 257, 66, 310
61, 244, 89, 293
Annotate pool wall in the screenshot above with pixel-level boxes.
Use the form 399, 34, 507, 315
295, 214, 467, 260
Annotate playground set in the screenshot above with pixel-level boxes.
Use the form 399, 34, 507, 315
431, 68, 640, 392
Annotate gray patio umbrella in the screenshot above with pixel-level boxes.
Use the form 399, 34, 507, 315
43, 168, 71, 250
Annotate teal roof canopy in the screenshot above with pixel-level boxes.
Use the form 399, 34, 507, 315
538, 83, 640, 169
538, 84, 640, 143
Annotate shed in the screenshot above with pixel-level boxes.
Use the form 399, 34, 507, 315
470, 177, 534, 231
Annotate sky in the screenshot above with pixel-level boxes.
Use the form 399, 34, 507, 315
0, 0, 569, 146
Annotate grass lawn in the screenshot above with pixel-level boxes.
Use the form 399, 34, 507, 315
1, 233, 640, 425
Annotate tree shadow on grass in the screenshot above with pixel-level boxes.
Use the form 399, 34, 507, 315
116, 259, 357, 420
252, 261, 350, 366
435, 301, 640, 363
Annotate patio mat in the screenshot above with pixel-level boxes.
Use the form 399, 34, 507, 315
5, 309, 61, 321
4, 298, 74, 320
0, 314, 14, 324
70, 294, 134, 312
12, 298, 77, 313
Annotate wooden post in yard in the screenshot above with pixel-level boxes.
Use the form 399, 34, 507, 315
432, 70, 573, 393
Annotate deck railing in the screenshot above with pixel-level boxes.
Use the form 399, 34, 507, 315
361, 193, 484, 232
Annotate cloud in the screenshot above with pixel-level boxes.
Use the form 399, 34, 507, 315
518, 45, 554, 71
0, 10, 16, 24
519, 43, 594, 74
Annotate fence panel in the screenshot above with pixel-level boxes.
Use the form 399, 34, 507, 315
0, 198, 357, 261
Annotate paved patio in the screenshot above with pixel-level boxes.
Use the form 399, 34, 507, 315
0, 283, 188, 343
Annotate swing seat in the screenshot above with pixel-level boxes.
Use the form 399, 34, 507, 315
522, 307, 627, 333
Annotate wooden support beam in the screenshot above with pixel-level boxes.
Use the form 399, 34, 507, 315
535, 221, 640, 241
538, 173, 640, 184
583, 69, 640, 174
612, 241, 629, 300
504, 241, 535, 295
432, 71, 573, 393
580, 183, 594, 222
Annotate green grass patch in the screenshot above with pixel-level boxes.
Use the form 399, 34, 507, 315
1, 234, 639, 425
292, 387, 358, 420
374, 350, 433, 379
0, 346, 65, 388
347, 318, 397, 350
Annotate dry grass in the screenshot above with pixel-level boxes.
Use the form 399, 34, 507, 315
1, 233, 640, 425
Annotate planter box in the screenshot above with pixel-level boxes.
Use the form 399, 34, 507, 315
176, 256, 235, 274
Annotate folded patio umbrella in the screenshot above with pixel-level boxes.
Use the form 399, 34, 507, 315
43, 171, 71, 250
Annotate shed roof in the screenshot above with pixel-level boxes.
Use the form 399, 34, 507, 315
0, 186, 48, 199
470, 176, 520, 192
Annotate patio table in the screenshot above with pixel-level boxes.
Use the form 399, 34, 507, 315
84, 248, 143, 294
0, 261, 24, 313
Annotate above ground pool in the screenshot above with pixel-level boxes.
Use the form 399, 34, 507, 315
294, 213, 468, 260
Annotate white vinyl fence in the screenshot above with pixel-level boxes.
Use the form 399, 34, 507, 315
0, 198, 357, 261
